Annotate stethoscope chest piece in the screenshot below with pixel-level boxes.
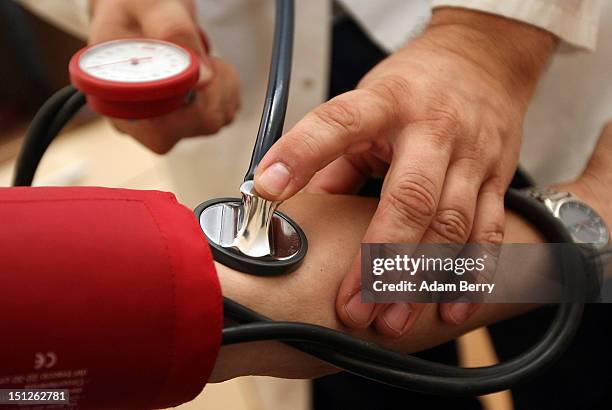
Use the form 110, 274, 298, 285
193, 0, 305, 276
195, 182, 307, 276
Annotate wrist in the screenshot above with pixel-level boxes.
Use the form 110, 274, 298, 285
425, 7, 557, 105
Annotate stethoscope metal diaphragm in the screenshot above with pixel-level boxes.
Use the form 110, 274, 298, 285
195, 182, 307, 276
193, 0, 305, 277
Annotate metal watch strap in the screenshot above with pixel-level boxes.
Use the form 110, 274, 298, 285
524, 187, 572, 202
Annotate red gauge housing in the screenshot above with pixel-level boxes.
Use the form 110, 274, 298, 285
69, 39, 200, 119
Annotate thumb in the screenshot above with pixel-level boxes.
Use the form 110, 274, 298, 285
254, 89, 393, 200
139, 1, 214, 84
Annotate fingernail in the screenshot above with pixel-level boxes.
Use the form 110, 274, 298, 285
257, 163, 291, 196
198, 60, 213, 83
344, 291, 375, 326
382, 303, 412, 335
449, 303, 471, 324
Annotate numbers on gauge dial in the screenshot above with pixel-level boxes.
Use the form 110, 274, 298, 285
78, 40, 191, 83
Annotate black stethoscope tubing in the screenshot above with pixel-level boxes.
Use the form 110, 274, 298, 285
243, 0, 294, 182
13, 85, 82, 186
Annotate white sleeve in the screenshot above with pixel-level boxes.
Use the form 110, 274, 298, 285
16, 0, 90, 40
430, 0, 603, 51
338, 0, 432, 53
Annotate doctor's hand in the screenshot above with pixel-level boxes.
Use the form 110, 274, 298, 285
89, 0, 239, 153
254, 8, 556, 336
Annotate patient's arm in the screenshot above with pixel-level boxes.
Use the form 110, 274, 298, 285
211, 124, 612, 382
211, 194, 538, 381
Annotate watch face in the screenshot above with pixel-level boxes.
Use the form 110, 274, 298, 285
558, 200, 609, 246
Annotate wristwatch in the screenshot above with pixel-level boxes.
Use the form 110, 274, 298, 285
524, 187, 610, 248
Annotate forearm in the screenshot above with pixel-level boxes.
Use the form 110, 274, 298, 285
211, 193, 545, 381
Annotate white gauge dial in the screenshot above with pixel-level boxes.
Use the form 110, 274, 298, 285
78, 39, 191, 83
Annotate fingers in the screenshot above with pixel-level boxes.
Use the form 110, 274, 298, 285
469, 179, 506, 245
88, 0, 239, 152
254, 89, 395, 200
365, 129, 453, 244
439, 302, 480, 326
375, 162, 481, 335
135, 0, 214, 84
376, 161, 482, 335
335, 257, 387, 329
112, 57, 240, 153
138, 1, 205, 55
420, 160, 483, 243
439, 179, 505, 325
89, 0, 137, 43
374, 303, 426, 338
336, 129, 453, 329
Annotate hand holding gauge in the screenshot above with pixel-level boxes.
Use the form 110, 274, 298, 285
83, 0, 240, 153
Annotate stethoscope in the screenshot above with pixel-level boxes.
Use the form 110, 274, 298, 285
196, 0, 307, 275
12, 0, 588, 396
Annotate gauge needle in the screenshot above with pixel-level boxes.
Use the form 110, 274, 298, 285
86, 56, 153, 69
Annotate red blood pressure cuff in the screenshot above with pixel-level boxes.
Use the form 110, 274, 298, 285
0, 187, 222, 409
